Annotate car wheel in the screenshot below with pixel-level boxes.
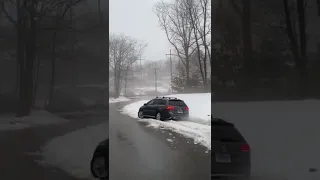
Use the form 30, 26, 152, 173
90, 156, 108, 179
156, 112, 162, 120
138, 111, 144, 119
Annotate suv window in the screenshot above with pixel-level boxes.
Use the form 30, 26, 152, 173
147, 100, 154, 105
153, 99, 165, 105
211, 126, 244, 142
158, 99, 166, 105
168, 100, 186, 106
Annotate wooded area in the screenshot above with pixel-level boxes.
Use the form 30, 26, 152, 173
0, 0, 108, 116
213, 0, 320, 101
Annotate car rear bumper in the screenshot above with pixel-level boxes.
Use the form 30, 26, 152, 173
212, 164, 251, 178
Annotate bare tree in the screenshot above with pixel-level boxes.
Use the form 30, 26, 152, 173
185, 0, 211, 90
1, 0, 83, 116
109, 34, 147, 98
154, 0, 197, 86
46, 1, 82, 107
226, 0, 254, 89
283, 0, 308, 96
296, 0, 308, 96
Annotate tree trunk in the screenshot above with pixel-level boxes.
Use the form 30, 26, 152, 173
115, 70, 121, 98
32, 55, 40, 107
185, 53, 190, 87
187, 1, 206, 91
48, 31, 57, 106
124, 69, 128, 96
113, 67, 117, 97
297, 0, 308, 97
113, 66, 122, 98
16, 0, 28, 117
17, 3, 36, 117
283, 0, 301, 96
201, 0, 209, 89
242, 0, 253, 91
24, 8, 36, 114
15, 54, 20, 99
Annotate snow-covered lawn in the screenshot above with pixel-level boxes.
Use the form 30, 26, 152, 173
109, 96, 130, 103
0, 110, 68, 131
212, 100, 320, 180
37, 122, 108, 180
121, 93, 211, 150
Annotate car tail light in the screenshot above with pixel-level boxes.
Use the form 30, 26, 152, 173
241, 144, 250, 152
166, 105, 175, 111
185, 106, 189, 111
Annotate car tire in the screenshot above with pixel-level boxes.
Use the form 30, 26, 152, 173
90, 156, 108, 179
138, 111, 144, 119
156, 112, 163, 121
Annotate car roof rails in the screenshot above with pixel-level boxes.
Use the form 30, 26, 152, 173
155, 96, 179, 100
163, 96, 178, 99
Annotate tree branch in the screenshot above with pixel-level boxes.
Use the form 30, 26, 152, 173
0, 2, 17, 26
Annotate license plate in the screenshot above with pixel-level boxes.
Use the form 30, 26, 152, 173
177, 109, 183, 113
215, 153, 231, 163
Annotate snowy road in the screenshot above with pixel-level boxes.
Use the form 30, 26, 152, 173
0, 109, 108, 180
109, 101, 211, 180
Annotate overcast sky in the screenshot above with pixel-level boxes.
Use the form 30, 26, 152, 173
109, 0, 171, 62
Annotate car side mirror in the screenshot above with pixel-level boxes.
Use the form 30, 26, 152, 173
144, 103, 147, 106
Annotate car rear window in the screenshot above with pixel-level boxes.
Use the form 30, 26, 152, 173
211, 126, 244, 142
168, 100, 186, 106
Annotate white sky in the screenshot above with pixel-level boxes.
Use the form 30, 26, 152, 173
109, 0, 171, 62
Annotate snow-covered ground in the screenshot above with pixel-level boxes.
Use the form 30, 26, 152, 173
121, 93, 211, 149
109, 96, 130, 103
0, 110, 68, 131
212, 100, 320, 180
37, 122, 108, 180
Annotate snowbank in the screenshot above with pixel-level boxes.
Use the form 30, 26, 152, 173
38, 122, 108, 180
212, 100, 320, 180
121, 93, 211, 149
109, 96, 130, 103
167, 93, 211, 124
0, 110, 68, 131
